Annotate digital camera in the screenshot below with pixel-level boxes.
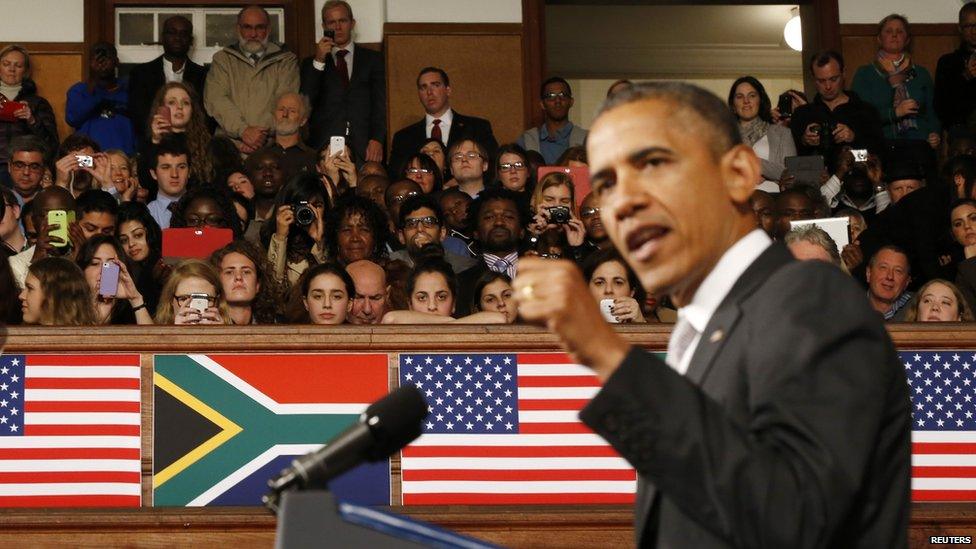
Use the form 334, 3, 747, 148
547, 206, 571, 224
292, 201, 315, 227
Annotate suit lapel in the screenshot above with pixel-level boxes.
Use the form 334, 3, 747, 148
449, 112, 467, 145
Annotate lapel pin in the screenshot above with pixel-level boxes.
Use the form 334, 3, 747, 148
709, 329, 724, 343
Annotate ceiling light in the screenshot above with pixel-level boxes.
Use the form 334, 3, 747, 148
784, 12, 802, 52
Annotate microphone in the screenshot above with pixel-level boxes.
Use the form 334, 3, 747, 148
263, 385, 428, 511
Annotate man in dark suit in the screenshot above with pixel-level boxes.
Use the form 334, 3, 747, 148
514, 82, 910, 548
389, 67, 498, 175
300, 0, 386, 164
127, 16, 208, 146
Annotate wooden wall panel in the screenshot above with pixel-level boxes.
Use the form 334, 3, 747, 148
385, 23, 526, 150
840, 24, 960, 87
0, 43, 84, 147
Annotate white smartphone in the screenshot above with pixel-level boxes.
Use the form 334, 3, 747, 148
329, 136, 345, 157
600, 299, 619, 323
188, 293, 210, 314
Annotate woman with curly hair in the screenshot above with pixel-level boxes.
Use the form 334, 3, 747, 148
145, 81, 215, 185
20, 257, 95, 325
210, 239, 280, 324
169, 185, 244, 239
325, 193, 391, 265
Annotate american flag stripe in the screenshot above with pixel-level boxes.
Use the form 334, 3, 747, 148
0, 354, 141, 507
400, 353, 635, 505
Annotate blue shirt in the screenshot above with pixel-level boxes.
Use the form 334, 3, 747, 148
519, 122, 576, 165
66, 79, 136, 155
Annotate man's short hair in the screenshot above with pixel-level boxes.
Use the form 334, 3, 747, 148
961, 1, 976, 23
809, 50, 845, 73
417, 67, 450, 88
58, 133, 100, 158
784, 225, 842, 266
322, 0, 354, 20
75, 189, 119, 218
446, 138, 488, 162
541, 76, 572, 99
868, 244, 911, 275
277, 91, 312, 120
398, 194, 444, 229
596, 82, 742, 161
468, 187, 531, 231
153, 134, 191, 169
8, 135, 48, 161
237, 5, 270, 24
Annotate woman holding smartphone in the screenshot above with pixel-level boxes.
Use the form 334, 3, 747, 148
154, 259, 229, 325
75, 235, 153, 325
144, 82, 215, 186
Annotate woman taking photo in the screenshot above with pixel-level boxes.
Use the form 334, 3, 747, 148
154, 259, 229, 325
75, 235, 153, 325
260, 173, 330, 290
528, 171, 586, 255
0, 45, 59, 178
116, 202, 166, 315
144, 82, 216, 186
20, 257, 95, 326
727, 76, 796, 192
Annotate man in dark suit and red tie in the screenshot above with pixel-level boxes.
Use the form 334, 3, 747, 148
389, 67, 498, 176
300, 0, 386, 165
513, 82, 911, 548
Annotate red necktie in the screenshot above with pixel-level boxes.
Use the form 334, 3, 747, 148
431, 119, 442, 143
335, 50, 349, 88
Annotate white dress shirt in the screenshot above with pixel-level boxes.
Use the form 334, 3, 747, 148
162, 57, 185, 83
669, 229, 773, 375
425, 108, 454, 145
312, 41, 355, 80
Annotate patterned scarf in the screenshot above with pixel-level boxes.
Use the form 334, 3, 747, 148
873, 51, 916, 134
738, 118, 769, 147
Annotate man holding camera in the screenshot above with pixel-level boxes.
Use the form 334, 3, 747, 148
791, 51, 884, 163
300, 0, 386, 164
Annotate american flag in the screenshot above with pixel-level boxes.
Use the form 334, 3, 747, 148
0, 354, 142, 507
398, 353, 636, 505
904, 350, 976, 501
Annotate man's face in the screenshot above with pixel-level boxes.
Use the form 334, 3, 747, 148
8, 150, 44, 197
220, 252, 260, 305
450, 141, 487, 184
347, 262, 389, 324
788, 240, 834, 263
888, 178, 922, 204
274, 94, 306, 137
588, 98, 750, 301
338, 212, 376, 263
386, 180, 421, 226
399, 206, 445, 254
184, 197, 227, 229
161, 17, 193, 58
31, 191, 73, 234
750, 191, 776, 236
813, 59, 844, 102
475, 198, 522, 254
78, 211, 116, 240
357, 176, 388, 211
90, 48, 118, 79
251, 155, 285, 198
866, 248, 911, 303
579, 193, 606, 241
324, 5, 355, 47
774, 193, 814, 237
238, 8, 270, 53
439, 192, 471, 232
151, 153, 190, 197
541, 81, 573, 122
417, 71, 451, 116
961, 11, 976, 49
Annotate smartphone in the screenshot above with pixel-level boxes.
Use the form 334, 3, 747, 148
600, 299, 619, 324
323, 29, 336, 40
46, 209, 73, 247
98, 262, 120, 298
329, 136, 345, 157
158, 105, 172, 125
188, 293, 210, 314
777, 92, 793, 119
852, 149, 869, 163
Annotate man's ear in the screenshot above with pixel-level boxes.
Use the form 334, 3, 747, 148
397, 229, 405, 246
721, 144, 761, 206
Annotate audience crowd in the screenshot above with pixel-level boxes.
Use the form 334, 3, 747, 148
5, 1, 976, 327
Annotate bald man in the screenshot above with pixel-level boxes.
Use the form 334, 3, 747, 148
346, 259, 389, 324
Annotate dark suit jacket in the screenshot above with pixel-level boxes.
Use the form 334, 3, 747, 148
127, 56, 209, 145
580, 243, 910, 548
300, 46, 386, 162
389, 111, 498, 175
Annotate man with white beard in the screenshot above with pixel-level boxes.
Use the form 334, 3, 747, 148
204, 5, 299, 155
267, 92, 316, 181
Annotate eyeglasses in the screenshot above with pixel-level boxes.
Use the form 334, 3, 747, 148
11, 161, 43, 173
543, 92, 571, 101
403, 216, 440, 229
451, 151, 483, 162
580, 206, 601, 219
393, 190, 421, 203
184, 216, 227, 228
498, 162, 526, 172
174, 294, 216, 306
406, 168, 432, 175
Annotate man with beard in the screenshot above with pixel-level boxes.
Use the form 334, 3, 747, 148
454, 187, 528, 315
127, 15, 209, 146
346, 259, 390, 324
243, 148, 285, 242
204, 5, 299, 154
266, 92, 315, 180
518, 77, 588, 165
391, 194, 476, 273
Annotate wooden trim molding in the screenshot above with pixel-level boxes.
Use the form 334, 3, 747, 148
840, 23, 959, 37
522, 0, 546, 129
384, 23, 523, 36
0, 43, 85, 54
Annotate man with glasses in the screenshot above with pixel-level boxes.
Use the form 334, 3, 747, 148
519, 77, 588, 165
790, 50, 883, 161
935, 1, 976, 131
447, 139, 489, 197
6, 135, 47, 206
391, 194, 476, 273
389, 67, 497, 173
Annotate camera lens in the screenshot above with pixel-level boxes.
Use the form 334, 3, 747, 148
293, 203, 315, 226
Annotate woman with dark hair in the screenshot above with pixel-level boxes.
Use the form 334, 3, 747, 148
556, 145, 587, 167
492, 143, 535, 196
292, 262, 354, 325
399, 152, 442, 194
116, 201, 166, 315
469, 270, 517, 323
582, 247, 646, 323
381, 259, 506, 324
169, 185, 244, 239
418, 138, 448, 179
260, 173, 331, 289
315, 141, 358, 202
728, 75, 797, 190
20, 257, 95, 325
210, 239, 280, 324
325, 194, 390, 265
75, 235, 153, 325
0, 44, 59, 178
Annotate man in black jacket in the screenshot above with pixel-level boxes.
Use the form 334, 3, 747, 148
127, 16, 208, 146
300, 0, 386, 164
389, 67, 498, 175
935, 2, 976, 131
